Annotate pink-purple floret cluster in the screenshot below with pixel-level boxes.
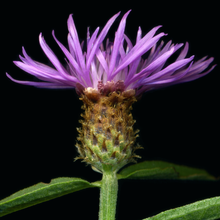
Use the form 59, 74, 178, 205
7, 10, 216, 96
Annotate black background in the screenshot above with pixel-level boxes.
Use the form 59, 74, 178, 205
1, 0, 219, 219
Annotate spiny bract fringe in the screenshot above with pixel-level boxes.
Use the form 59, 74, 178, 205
75, 88, 143, 172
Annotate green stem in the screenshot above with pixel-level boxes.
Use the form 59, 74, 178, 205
98, 169, 118, 220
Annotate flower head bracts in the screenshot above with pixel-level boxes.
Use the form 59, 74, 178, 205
6, 10, 216, 96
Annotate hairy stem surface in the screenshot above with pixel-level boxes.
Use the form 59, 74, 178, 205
99, 169, 118, 220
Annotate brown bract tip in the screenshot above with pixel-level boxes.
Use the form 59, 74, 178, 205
83, 81, 136, 103
84, 87, 101, 102
98, 81, 115, 95
122, 89, 135, 98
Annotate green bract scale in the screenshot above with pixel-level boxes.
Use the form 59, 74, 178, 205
75, 86, 142, 173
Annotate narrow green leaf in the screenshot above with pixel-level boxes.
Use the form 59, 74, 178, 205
143, 196, 220, 220
117, 161, 216, 180
0, 177, 99, 217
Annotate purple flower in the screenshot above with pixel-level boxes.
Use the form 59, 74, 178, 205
7, 10, 216, 97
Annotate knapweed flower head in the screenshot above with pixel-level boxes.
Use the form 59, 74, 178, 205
7, 10, 216, 172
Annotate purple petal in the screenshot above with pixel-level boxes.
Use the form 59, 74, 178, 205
67, 14, 86, 71
13, 61, 62, 81
108, 10, 131, 76
67, 33, 76, 59
6, 73, 75, 88
179, 64, 216, 82
147, 61, 193, 85
143, 41, 164, 67
186, 57, 214, 76
86, 11, 121, 71
20, 47, 61, 76
146, 43, 183, 73
159, 40, 173, 54
87, 27, 100, 56
14, 61, 78, 86
178, 57, 215, 82
176, 42, 189, 61
141, 55, 194, 84
52, 30, 84, 78
136, 26, 142, 43
124, 34, 133, 52
90, 60, 99, 88
120, 27, 142, 83
39, 33, 72, 79
118, 39, 126, 59
110, 31, 165, 80
134, 25, 163, 50
125, 44, 183, 87
96, 49, 109, 75
148, 41, 173, 73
